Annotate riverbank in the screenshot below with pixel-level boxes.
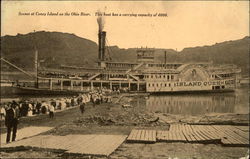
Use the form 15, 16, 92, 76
1, 93, 248, 134
2, 98, 247, 133
0, 93, 249, 158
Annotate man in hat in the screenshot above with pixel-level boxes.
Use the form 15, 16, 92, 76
5, 101, 20, 143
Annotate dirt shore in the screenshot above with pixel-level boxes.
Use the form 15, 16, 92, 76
0, 96, 249, 159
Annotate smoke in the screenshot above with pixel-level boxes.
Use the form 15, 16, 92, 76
97, 9, 105, 32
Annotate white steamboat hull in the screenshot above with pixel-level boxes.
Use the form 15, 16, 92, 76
146, 79, 236, 93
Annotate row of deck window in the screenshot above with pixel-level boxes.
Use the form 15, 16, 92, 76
211, 74, 233, 78
212, 85, 225, 90
148, 83, 171, 87
148, 83, 226, 89
145, 74, 174, 80
106, 63, 136, 68
147, 64, 180, 68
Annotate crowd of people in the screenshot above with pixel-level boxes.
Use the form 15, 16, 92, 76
0, 97, 80, 119
0, 88, 120, 144
0, 90, 114, 121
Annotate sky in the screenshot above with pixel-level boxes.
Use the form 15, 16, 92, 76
1, 1, 249, 51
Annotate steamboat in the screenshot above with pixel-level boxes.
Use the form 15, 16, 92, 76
1, 21, 241, 95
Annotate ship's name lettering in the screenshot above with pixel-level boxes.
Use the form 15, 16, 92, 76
174, 80, 234, 87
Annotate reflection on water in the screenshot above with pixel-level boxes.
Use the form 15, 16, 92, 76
133, 87, 249, 116
1, 86, 249, 116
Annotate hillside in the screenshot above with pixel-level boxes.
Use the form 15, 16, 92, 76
1, 31, 98, 70
109, 37, 249, 75
1, 31, 249, 75
179, 36, 250, 75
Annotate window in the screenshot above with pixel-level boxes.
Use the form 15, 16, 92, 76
151, 75, 153, 78
157, 83, 158, 87
148, 83, 151, 87
165, 83, 167, 87
152, 84, 154, 87
167, 75, 169, 80
169, 83, 171, 87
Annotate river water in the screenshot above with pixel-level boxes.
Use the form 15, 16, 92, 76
131, 86, 249, 116
1, 86, 249, 116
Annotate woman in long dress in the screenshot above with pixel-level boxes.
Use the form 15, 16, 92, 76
27, 103, 33, 116
0, 105, 6, 120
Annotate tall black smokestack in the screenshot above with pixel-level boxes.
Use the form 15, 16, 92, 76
98, 31, 106, 61
98, 31, 102, 60
101, 31, 106, 61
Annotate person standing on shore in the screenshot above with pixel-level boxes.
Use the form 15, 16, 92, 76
79, 102, 85, 114
91, 93, 96, 107
48, 104, 55, 119
5, 101, 20, 143
79, 94, 87, 114
0, 104, 6, 120
27, 102, 33, 116
35, 102, 41, 114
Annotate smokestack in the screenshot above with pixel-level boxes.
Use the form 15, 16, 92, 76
97, 11, 105, 61
98, 32, 102, 60
98, 31, 106, 61
101, 31, 106, 61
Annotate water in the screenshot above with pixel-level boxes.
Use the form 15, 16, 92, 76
131, 87, 249, 116
1, 86, 249, 116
